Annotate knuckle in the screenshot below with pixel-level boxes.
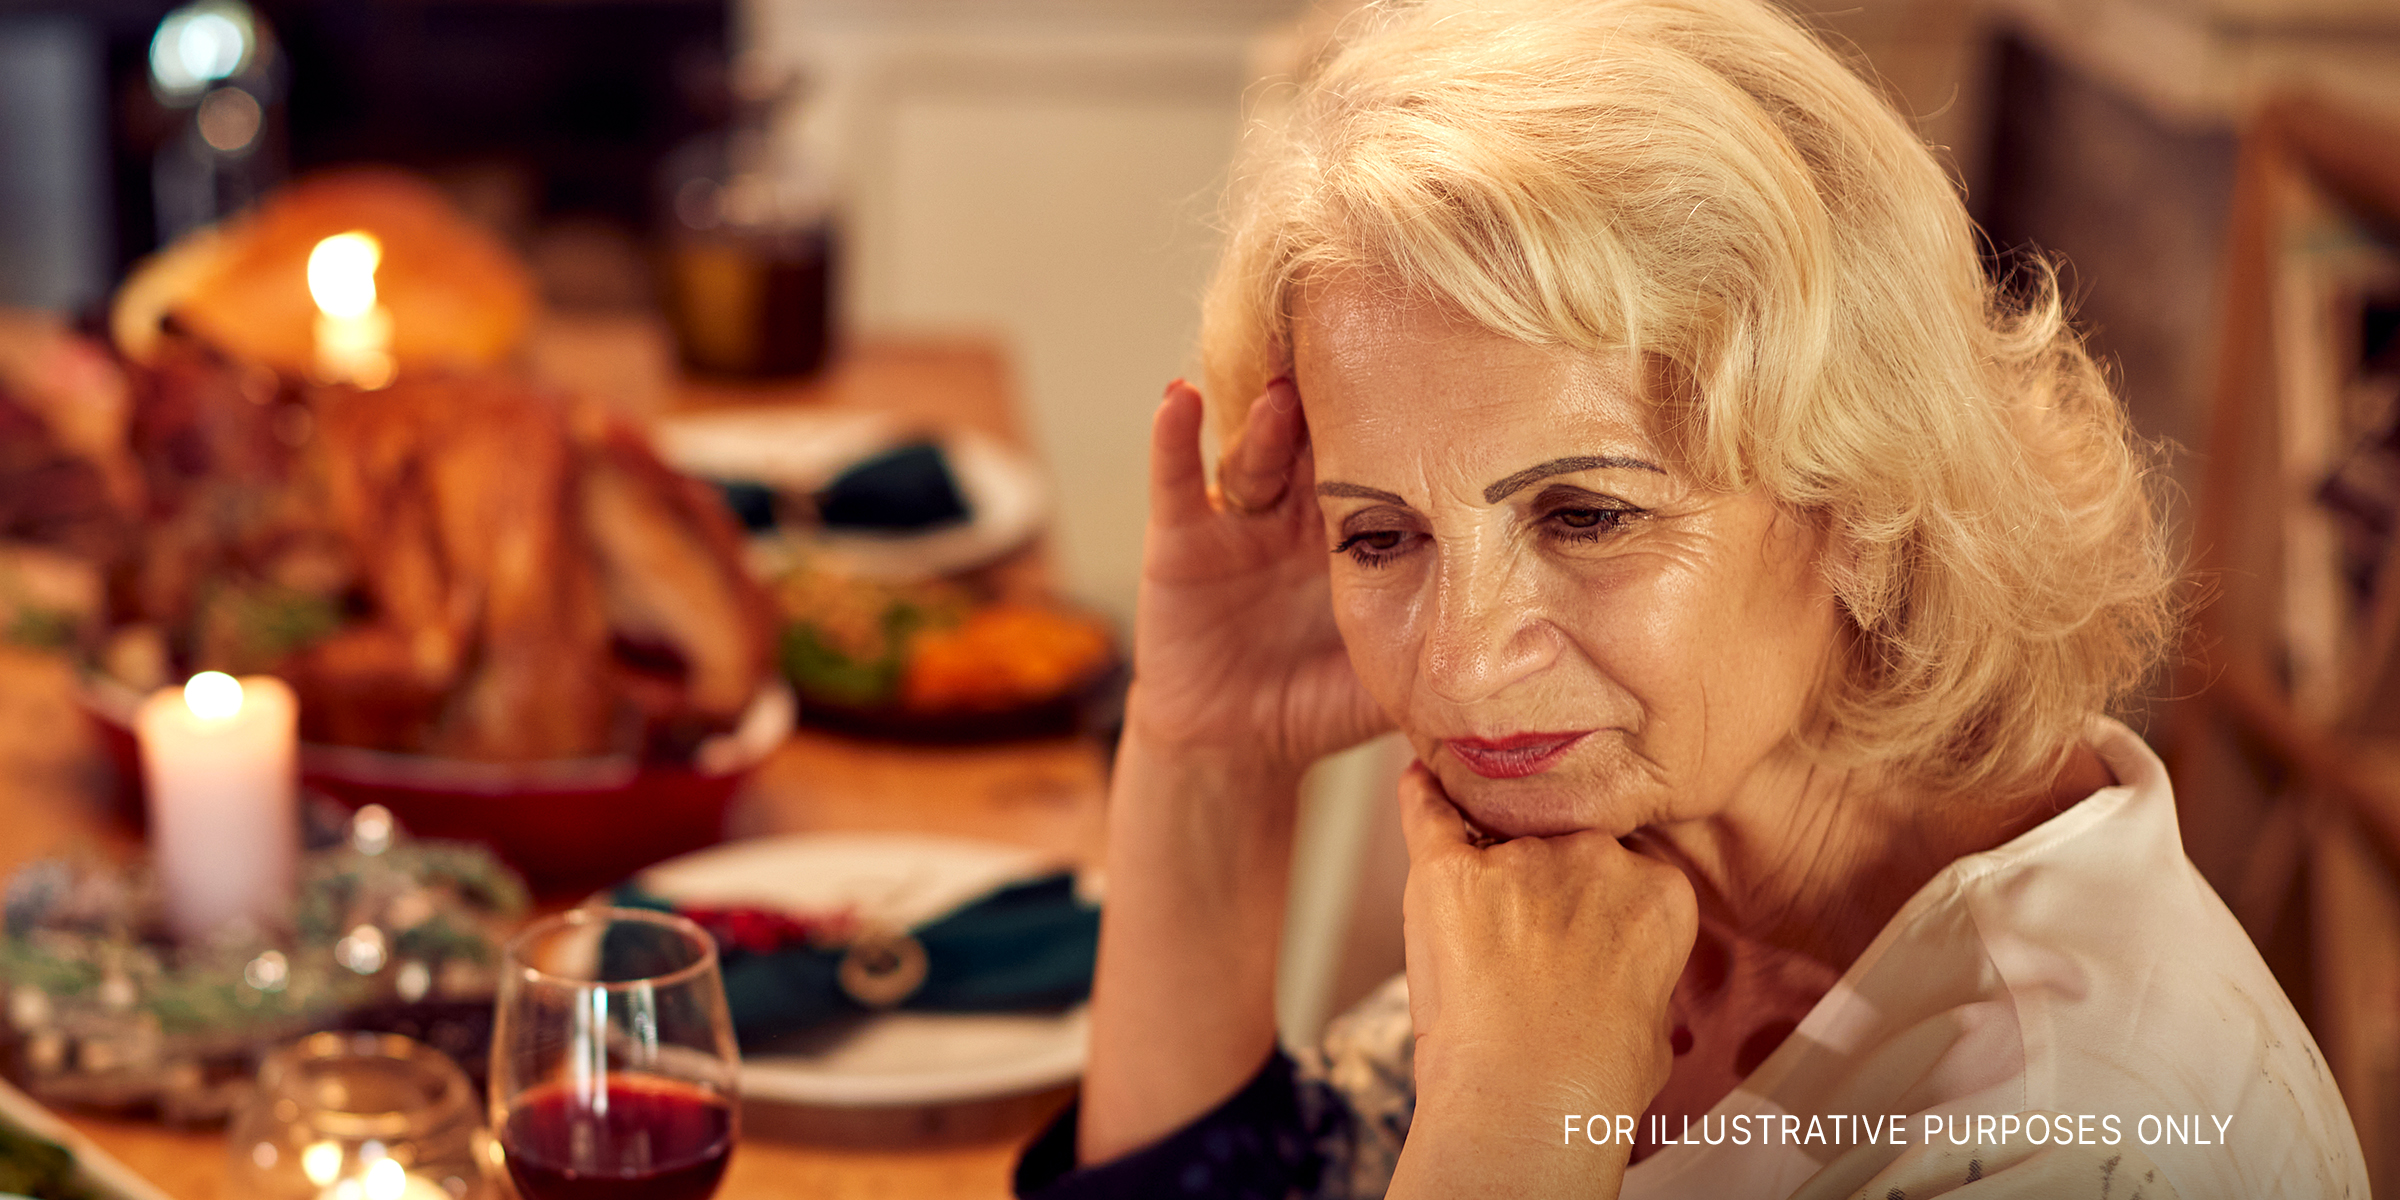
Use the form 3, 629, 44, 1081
1483, 838, 1539, 869
1426, 852, 1479, 890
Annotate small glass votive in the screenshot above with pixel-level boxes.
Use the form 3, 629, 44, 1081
227, 1031, 489, 1200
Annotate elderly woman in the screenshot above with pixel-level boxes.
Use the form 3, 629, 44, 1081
1016, 0, 2367, 1196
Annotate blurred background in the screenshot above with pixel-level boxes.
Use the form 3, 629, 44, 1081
2, 0, 2399, 1189
4, 0, 2396, 616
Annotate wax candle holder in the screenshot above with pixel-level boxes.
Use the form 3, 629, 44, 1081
227, 1031, 489, 1200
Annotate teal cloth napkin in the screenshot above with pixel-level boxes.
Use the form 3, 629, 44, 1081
608, 871, 1099, 1050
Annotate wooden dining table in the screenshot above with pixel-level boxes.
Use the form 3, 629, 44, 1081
0, 336, 1113, 1200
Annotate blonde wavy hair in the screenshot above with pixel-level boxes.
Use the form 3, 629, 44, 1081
1200, 0, 2179, 798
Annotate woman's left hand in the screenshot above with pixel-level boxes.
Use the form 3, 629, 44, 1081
1388, 762, 1697, 1198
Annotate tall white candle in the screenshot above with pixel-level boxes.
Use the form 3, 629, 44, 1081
136, 672, 298, 943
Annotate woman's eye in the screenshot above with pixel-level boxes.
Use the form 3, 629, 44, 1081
1543, 505, 1639, 541
1333, 529, 1415, 567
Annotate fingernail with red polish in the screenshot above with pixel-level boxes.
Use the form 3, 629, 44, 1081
1265, 376, 1297, 412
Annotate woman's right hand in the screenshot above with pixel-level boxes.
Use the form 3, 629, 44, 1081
1130, 378, 1391, 773
1078, 379, 1391, 1163
1390, 763, 1695, 1198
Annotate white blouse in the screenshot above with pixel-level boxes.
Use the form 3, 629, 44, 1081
1293, 719, 2369, 1199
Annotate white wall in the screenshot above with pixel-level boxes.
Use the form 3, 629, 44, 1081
1992, 0, 2400, 128
743, 1, 1305, 619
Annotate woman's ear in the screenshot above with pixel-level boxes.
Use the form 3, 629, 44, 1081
1806, 508, 1870, 622
1790, 506, 1873, 760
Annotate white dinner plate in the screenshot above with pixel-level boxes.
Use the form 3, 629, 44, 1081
631, 832, 1093, 1107
652, 408, 1050, 582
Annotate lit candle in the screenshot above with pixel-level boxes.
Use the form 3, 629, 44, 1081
308, 231, 395, 389
314, 1156, 451, 1200
135, 672, 298, 943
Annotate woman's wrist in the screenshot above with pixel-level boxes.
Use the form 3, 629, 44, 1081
1104, 717, 1305, 916
1413, 1041, 1651, 1125
1118, 685, 1314, 799
1076, 704, 1309, 1163
1395, 1050, 1635, 1200
1392, 1113, 1627, 1200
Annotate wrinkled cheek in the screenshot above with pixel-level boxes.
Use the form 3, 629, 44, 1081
1329, 578, 1425, 726
1532, 565, 1652, 685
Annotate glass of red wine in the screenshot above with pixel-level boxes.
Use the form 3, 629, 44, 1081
492, 907, 740, 1200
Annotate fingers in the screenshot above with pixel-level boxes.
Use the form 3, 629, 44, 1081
1281, 410, 1322, 534
1149, 380, 1211, 526
1216, 377, 1306, 516
1396, 761, 1478, 866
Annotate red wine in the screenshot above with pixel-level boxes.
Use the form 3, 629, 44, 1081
502, 1075, 733, 1200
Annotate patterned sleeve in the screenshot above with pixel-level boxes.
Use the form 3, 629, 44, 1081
1013, 974, 1420, 1200
1289, 972, 1418, 1198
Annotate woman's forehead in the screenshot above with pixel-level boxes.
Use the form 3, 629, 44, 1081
1290, 279, 1658, 466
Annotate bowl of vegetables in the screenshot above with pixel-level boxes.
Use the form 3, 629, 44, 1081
770, 557, 1121, 742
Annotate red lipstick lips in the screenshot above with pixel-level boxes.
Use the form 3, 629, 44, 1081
1444, 731, 1591, 779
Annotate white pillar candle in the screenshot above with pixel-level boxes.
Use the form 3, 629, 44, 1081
136, 672, 298, 943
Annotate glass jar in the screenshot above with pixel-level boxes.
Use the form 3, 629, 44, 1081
655, 70, 838, 380
226, 1031, 489, 1200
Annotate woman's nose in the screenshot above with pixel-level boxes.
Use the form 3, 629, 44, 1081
1420, 546, 1560, 704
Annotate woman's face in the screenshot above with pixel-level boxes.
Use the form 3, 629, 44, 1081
1294, 279, 1847, 840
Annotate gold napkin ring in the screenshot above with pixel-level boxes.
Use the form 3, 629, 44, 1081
837, 929, 929, 1009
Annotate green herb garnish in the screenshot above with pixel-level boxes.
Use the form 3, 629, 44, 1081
780, 604, 930, 707
0, 1116, 98, 1200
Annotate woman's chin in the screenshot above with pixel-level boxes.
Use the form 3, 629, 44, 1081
1441, 774, 1624, 842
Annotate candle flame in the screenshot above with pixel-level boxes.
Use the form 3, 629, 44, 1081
363, 1157, 407, 1200
301, 1140, 343, 1187
307, 232, 381, 320
183, 670, 243, 720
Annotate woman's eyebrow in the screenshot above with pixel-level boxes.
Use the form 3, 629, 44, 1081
1316, 481, 1409, 505
1482, 455, 1663, 503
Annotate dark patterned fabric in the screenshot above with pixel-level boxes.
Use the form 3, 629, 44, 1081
1015, 974, 1418, 1199
1015, 1049, 1323, 1199
1014, 975, 1418, 1200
